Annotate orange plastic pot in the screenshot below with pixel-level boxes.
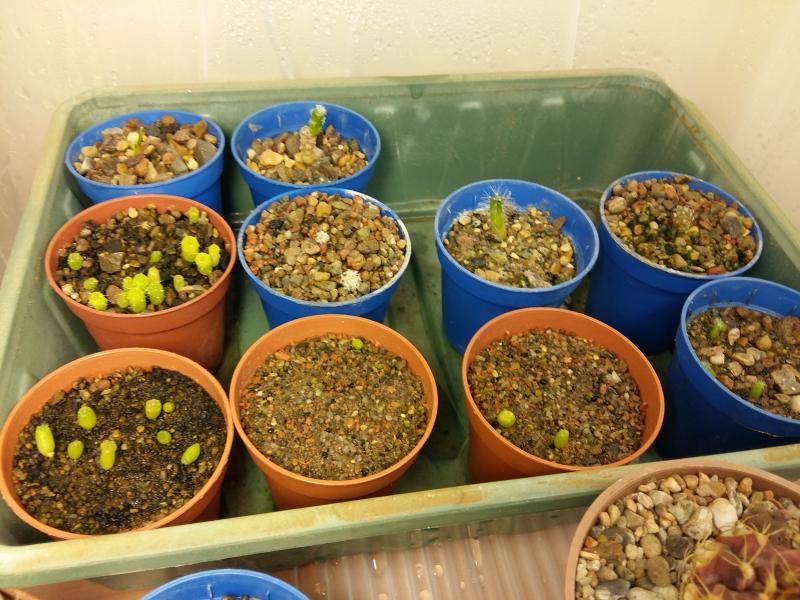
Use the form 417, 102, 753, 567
44, 194, 236, 371
462, 307, 664, 483
229, 314, 438, 509
0, 348, 234, 540
563, 459, 800, 599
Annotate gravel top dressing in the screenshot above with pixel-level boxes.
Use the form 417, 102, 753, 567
574, 472, 800, 599
12, 367, 226, 535
244, 105, 368, 185
74, 115, 218, 185
242, 191, 406, 302
54, 204, 230, 314
468, 329, 644, 466
688, 305, 800, 419
444, 192, 576, 287
605, 175, 757, 275
240, 334, 427, 481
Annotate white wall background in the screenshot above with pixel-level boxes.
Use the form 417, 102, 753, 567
1, 0, 798, 279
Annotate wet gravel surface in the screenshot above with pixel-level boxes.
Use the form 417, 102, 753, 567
12, 367, 226, 535
575, 471, 800, 599
688, 305, 800, 419
54, 204, 229, 313
74, 115, 218, 185
605, 175, 757, 275
444, 201, 576, 287
468, 329, 644, 466
242, 191, 406, 302
240, 334, 427, 481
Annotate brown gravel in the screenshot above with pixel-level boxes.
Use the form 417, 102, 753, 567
54, 204, 229, 314
242, 191, 407, 302
468, 329, 644, 466
245, 125, 367, 185
240, 334, 427, 480
74, 115, 218, 185
444, 198, 576, 287
12, 367, 226, 535
688, 305, 800, 419
605, 175, 757, 274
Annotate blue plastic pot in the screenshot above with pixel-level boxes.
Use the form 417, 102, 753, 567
142, 568, 309, 600
232, 101, 381, 207
64, 109, 226, 212
434, 179, 599, 353
585, 171, 763, 354
657, 277, 800, 459
238, 188, 410, 328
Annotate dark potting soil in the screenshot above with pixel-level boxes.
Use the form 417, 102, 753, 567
468, 329, 644, 466
245, 125, 367, 185
240, 334, 427, 480
12, 367, 225, 535
687, 305, 800, 419
604, 175, 757, 275
242, 191, 406, 302
74, 115, 218, 185
444, 200, 576, 288
54, 204, 229, 314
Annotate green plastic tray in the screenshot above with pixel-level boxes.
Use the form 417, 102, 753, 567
1, 70, 799, 588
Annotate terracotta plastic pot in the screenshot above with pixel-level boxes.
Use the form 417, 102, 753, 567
462, 307, 664, 483
44, 194, 236, 371
229, 314, 438, 509
0, 348, 234, 540
563, 459, 800, 599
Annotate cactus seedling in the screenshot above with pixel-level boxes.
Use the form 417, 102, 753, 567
34, 424, 55, 458
156, 430, 172, 445
147, 281, 165, 306
99, 439, 117, 470
181, 235, 200, 263
173, 274, 186, 292
208, 243, 221, 267
749, 381, 765, 400
83, 277, 99, 291
488, 193, 507, 240
133, 273, 150, 290
128, 288, 147, 313
145, 398, 162, 420
497, 409, 516, 428
67, 252, 84, 271
186, 206, 200, 224
709, 317, 728, 341
307, 104, 327, 136
163, 401, 175, 413
195, 252, 213, 276
554, 428, 570, 449
147, 266, 161, 283
88, 291, 108, 311
77, 404, 97, 430
149, 250, 162, 264
350, 337, 364, 351
67, 440, 84, 460
181, 443, 201, 465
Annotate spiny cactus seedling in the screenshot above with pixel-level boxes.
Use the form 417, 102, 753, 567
147, 266, 161, 283
88, 291, 108, 311
82, 277, 98, 291
307, 104, 327, 137
186, 206, 200, 224
488, 191, 508, 240
709, 317, 728, 341
128, 287, 147, 313
683, 518, 800, 599
133, 273, 150, 290
147, 281, 165, 306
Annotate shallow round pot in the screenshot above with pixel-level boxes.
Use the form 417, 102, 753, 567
657, 276, 800, 458
142, 568, 309, 600
0, 348, 234, 540
563, 458, 800, 599
585, 171, 763, 354
229, 314, 438, 509
65, 109, 226, 212
462, 307, 664, 483
237, 187, 411, 328
231, 101, 381, 207
44, 194, 236, 371
435, 179, 599, 354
